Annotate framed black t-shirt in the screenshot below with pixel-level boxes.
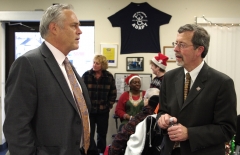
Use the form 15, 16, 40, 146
108, 2, 172, 54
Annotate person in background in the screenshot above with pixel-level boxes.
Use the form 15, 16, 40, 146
115, 74, 146, 127
149, 53, 168, 113
109, 88, 160, 155
157, 24, 237, 155
82, 55, 117, 154
3, 4, 92, 155
150, 53, 169, 90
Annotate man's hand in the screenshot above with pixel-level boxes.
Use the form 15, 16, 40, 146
157, 114, 177, 129
167, 123, 188, 141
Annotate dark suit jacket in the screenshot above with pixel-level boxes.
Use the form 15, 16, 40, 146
157, 62, 237, 155
3, 42, 91, 155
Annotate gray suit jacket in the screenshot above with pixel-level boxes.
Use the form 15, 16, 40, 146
3, 42, 91, 155
157, 62, 237, 155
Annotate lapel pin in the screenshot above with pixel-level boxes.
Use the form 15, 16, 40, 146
196, 87, 201, 91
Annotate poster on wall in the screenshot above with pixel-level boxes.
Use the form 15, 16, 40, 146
126, 57, 144, 71
163, 46, 176, 62
100, 44, 118, 67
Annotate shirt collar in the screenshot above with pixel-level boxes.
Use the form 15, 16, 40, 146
45, 41, 66, 65
184, 61, 204, 83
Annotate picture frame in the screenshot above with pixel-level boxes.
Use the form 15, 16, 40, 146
126, 57, 144, 71
100, 44, 118, 67
163, 46, 176, 62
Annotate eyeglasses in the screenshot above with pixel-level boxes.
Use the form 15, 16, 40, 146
172, 42, 194, 49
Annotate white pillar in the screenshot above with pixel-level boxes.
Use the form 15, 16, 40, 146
0, 21, 6, 145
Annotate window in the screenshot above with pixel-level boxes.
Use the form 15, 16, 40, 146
6, 21, 94, 78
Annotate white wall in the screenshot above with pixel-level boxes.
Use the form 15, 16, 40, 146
1, 0, 240, 146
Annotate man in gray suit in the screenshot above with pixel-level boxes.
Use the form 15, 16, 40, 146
3, 4, 92, 155
157, 24, 237, 155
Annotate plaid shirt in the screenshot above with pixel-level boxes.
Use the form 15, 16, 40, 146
82, 69, 117, 113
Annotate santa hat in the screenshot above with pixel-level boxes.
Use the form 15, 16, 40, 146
125, 74, 141, 85
151, 53, 169, 70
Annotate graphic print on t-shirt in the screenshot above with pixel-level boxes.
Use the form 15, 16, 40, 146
108, 2, 172, 54
132, 12, 148, 30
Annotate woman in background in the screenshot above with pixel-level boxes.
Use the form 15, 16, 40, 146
82, 55, 117, 154
115, 74, 146, 126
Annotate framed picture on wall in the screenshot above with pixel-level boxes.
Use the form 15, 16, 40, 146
126, 57, 144, 71
100, 44, 118, 67
163, 46, 176, 62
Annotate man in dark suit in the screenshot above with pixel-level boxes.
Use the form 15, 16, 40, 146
157, 24, 237, 155
3, 4, 93, 155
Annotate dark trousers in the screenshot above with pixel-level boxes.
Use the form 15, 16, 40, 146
172, 148, 181, 155
90, 112, 109, 153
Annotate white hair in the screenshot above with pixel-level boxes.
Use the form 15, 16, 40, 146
144, 88, 160, 99
39, 4, 74, 39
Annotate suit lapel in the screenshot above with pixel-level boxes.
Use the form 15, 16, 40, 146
175, 70, 184, 108
181, 63, 208, 109
39, 43, 79, 112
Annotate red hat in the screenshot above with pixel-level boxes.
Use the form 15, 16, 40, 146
125, 74, 141, 85
152, 53, 169, 70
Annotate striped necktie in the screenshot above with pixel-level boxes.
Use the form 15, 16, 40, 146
63, 57, 90, 154
184, 72, 191, 101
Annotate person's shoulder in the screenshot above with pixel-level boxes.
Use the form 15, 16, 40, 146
165, 67, 183, 76
14, 45, 43, 64
103, 70, 114, 76
25, 42, 47, 56
82, 70, 91, 76
197, 64, 234, 85
208, 66, 232, 80
118, 91, 129, 100
120, 91, 129, 96
21, 46, 41, 57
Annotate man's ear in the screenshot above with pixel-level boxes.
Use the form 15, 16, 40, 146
49, 22, 58, 35
196, 46, 204, 57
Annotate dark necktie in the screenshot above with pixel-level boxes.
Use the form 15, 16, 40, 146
184, 72, 191, 101
63, 57, 90, 154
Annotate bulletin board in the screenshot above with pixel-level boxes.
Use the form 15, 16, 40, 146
114, 73, 152, 101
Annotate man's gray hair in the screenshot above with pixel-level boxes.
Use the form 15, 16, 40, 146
178, 24, 210, 58
39, 4, 74, 39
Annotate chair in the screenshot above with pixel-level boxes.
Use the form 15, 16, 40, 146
113, 114, 119, 132
111, 114, 119, 139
